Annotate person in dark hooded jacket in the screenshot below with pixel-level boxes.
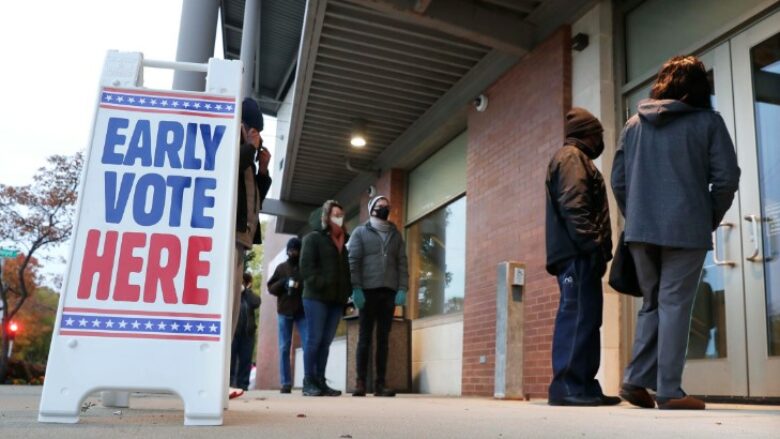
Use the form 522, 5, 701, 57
612, 56, 740, 411
267, 237, 307, 393
229, 97, 271, 400
299, 200, 352, 397
545, 107, 618, 407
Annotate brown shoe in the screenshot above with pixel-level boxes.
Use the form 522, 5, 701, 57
657, 395, 705, 410
619, 384, 655, 409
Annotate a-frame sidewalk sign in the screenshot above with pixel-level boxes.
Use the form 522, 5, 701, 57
38, 51, 243, 426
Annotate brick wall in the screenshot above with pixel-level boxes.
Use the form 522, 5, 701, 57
462, 28, 571, 397
255, 217, 298, 389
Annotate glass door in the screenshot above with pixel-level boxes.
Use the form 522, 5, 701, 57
731, 10, 780, 397
624, 7, 780, 399
680, 43, 749, 397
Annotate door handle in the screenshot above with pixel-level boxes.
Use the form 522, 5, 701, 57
744, 215, 764, 262
765, 217, 775, 262
712, 222, 735, 266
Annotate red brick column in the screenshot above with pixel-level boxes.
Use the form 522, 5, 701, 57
462, 27, 572, 397
255, 219, 297, 390
358, 169, 406, 228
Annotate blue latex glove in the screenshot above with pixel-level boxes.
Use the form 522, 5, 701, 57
352, 288, 365, 309
395, 289, 407, 306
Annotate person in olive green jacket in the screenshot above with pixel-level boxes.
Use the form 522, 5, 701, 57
300, 200, 352, 396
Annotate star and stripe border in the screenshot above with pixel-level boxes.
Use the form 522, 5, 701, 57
98, 87, 237, 119
59, 307, 222, 342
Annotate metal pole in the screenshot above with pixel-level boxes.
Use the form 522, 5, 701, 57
240, 0, 261, 98
172, 0, 219, 91
144, 59, 208, 72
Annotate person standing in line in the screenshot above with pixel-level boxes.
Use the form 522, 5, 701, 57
229, 97, 272, 399
545, 107, 621, 407
348, 195, 408, 397
267, 237, 307, 394
613, 55, 740, 410
300, 200, 352, 396
230, 272, 261, 391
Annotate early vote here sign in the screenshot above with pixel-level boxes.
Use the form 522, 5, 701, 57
61, 87, 237, 342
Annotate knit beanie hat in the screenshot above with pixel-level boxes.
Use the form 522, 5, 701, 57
286, 237, 302, 251
564, 107, 602, 139
242, 97, 264, 131
368, 195, 389, 214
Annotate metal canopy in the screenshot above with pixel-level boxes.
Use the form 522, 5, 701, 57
220, 0, 595, 233
288, 0, 496, 208
221, 0, 306, 115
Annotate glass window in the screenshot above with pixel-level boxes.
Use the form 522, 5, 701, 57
624, 0, 767, 81
406, 197, 466, 319
406, 132, 467, 223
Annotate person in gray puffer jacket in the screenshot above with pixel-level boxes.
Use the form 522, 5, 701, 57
612, 55, 740, 411
347, 195, 408, 397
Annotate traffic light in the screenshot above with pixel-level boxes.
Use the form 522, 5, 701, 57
7, 321, 18, 340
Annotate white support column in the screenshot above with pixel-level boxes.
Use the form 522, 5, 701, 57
173, 0, 219, 91
240, 0, 261, 98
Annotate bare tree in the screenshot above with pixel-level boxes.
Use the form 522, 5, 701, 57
0, 152, 82, 380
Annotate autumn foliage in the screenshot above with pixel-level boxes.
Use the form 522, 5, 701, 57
0, 152, 82, 382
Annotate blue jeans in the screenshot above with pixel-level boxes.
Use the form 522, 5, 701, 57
303, 298, 342, 378
277, 313, 308, 387
549, 255, 604, 400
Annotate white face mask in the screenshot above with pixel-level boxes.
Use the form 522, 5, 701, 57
330, 216, 344, 227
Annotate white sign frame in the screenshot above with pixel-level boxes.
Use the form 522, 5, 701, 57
38, 51, 243, 426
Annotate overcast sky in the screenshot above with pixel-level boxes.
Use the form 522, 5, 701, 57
0, 1, 276, 281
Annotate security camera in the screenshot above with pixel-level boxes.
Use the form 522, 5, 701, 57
474, 94, 488, 112
367, 185, 376, 197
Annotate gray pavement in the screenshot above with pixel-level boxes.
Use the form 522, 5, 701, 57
0, 385, 778, 438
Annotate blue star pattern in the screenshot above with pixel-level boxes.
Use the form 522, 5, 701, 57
60, 313, 221, 338
100, 89, 235, 118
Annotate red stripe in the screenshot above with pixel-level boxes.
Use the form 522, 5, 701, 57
99, 104, 234, 119
63, 307, 221, 319
103, 87, 235, 102
60, 330, 220, 342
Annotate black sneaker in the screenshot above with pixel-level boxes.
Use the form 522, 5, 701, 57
318, 377, 342, 396
374, 382, 396, 397
280, 385, 292, 394
548, 395, 601, 406
302, 376, 323, 396
599, 394, 622, 406
352, 379, 366, 397
619, 383, 655, 408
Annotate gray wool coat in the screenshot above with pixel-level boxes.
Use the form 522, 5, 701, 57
611, 99, 741, 250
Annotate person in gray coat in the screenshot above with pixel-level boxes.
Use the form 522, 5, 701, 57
612, 55, 740, 410
347, 195, 408, 397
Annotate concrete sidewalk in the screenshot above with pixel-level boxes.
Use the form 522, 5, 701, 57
0, 386, 778, 438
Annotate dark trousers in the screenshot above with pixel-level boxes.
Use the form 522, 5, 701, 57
230, 330, 255, 390
624, 243, 706, 399
356, 288, 396, 384
549, 255, 604, 399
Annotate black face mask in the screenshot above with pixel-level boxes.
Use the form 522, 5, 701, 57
373, 206, 390, 221
288, 253, 300, 265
